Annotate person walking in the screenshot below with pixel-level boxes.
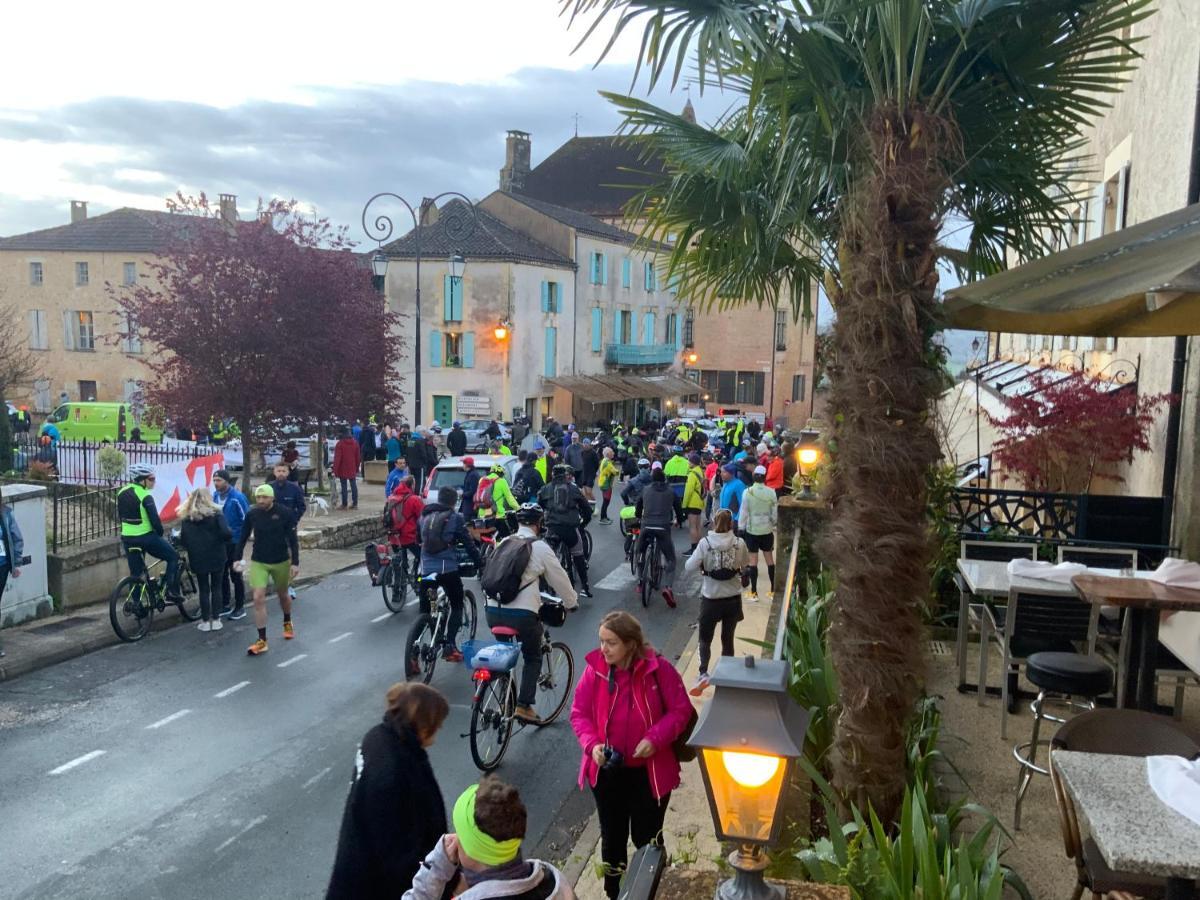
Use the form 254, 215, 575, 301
358, 420, 378, 475
413, 486, 483, 666
386, 428, 404, 472
403, 776, 577, 900
447, 421, 468, 457
683, 509, 749, 695
596, 448, 618, 523
332, 427, 362, 509
718, 463, 746, 520
213, 470, 249, 620
738, 465, 778, 603
235, 484, 300, 656
326, 682, 451, 900
178, 487, 233, 632
569, 611, 692, 900
580, 439, 599, 503
0, 491, 25, 658
682, 453, 706, 555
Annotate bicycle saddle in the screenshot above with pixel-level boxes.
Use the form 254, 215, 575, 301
490, 625, 520, 637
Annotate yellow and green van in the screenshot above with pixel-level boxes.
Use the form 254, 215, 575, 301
44, 402, 163, 443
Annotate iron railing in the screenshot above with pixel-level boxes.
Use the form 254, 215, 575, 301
605, 343, 676, 366
0, 476, 120, 551
13, 437, 200, 486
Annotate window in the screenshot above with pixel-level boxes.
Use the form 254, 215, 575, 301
77, 380, 97, 402
544, 326, 557, 377
433, 331, 473, 368
443, 275, 464, 322
122, 312, 142, 354
590, 252, 608, 285
665, 312, 677, 347
591, 307, 603, 352
775, 308, 787, 351
792, 374, 806, 402
444, 332, 463, 367
123, 262, 137, 285
642, 311, 656, 345
33, 379, 50, 413
735, 371, 765, 405
27, 309, 48, 350
621, 257, 631, 289
643, 261, 657, 292
123, 379, 142, 404
76, 311, 95, 350
683, 308, 694, 348
29, 262, 42, 286
717, 371, 736, 405
541, 281, 561, 313
75, 261, 89, 286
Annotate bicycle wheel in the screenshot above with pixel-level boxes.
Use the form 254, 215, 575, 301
458, 589, 479, 644
470, 673, 516, 771
558, 543, 576, 588
532, 640, 574, 725
649, 541, 663, 592
175, 568, 201, 621
379, 562, 396, 609
109, 577, 153, 642
404, 613, 438, 683
581, 529, 593, 561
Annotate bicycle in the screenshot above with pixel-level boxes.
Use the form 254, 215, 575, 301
375, 540, 420, 613
633, 527, 666, 608
468, 594, 575, 772
403, 570, 479, 684
109, 534, 200, 642
545, 527, 593, 588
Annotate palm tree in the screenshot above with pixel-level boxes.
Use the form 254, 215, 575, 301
566, 0, 1152, 821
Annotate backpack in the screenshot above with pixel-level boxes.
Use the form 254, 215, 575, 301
474, 476, 496, 511
702, 537, 741, 581
385, 499, 409, 533
421, 509, 453, 555
479, 537, 535, 605
512, 467, 536, 503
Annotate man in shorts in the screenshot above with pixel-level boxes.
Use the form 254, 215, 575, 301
737, 465, 778, 603
235, 484, 300, 656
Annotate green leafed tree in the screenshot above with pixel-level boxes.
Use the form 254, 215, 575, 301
566, 0, 1153, 821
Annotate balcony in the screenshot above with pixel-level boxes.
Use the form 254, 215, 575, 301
605, 343, 676, 367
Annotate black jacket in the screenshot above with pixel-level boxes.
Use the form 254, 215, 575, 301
538, 479, 592, 529
236, 504, 299, 565
512, 461, 544, 501
179, 513, 232, 574
446, 427, 467, 456
325, 719, 447, 900
636, 481, 682, 529
460, 469, 482, 516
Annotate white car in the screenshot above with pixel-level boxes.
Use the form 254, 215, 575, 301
459, 420, 512, 451
424, 453, 521, 504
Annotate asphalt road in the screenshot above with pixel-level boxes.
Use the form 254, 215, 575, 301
0, 514, 703, 900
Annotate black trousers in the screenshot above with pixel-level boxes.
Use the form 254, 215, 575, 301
221, 543, 245, 611
697, 594, 743, 674
484, 607, 543, 707
195, 570, 222, 621
592, 766, 670, 900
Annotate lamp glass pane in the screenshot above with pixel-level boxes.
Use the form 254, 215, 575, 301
700, 747, 786, 843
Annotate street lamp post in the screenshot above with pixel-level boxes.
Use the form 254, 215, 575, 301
971, 336, 983, 482
361, 193, 478, 426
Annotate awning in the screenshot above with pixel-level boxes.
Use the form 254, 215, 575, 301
542, 373, 699, 403
943, 202, 1200, 337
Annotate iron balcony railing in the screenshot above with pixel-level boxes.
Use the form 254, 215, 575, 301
605, 343, 676, 366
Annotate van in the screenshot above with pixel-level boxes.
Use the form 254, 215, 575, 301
44, 402, 163, 443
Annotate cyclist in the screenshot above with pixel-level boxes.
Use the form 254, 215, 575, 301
416, 485, 484, 665
236, 484, 301, 656
618, 458, 652, 559
511, 450, 544, 503
487, 462, 520, 538
117, 464, 182, 601
484, 503, 578, 724
537, 464, 594, 598
384, 475, 424, 576
634, 462, 682, 607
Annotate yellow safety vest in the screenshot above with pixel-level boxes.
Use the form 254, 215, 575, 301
118, 483, 153, 537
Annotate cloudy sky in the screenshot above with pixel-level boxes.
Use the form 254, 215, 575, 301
0, 0, 726, 243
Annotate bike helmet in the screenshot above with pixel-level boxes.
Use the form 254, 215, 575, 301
637, 458, 651, 468
490, 463, 505, 476
128, 463, 155, 480
553, 463, 573, 479
515, 503, 544, 525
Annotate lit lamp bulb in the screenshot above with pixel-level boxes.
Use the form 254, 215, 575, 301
494, 321, 509, 341
686, 351, 699, 365
798, 447, 819, 468
722, 750, 781, 788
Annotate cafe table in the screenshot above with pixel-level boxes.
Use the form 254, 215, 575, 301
1054, 750, 1200, 900
1072, 574, 1200, 711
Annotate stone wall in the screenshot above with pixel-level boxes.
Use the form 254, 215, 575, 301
47, 536, 126, 613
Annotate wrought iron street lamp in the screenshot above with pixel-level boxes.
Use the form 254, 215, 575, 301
689, 655, 810, 900
361, 192, 478, 426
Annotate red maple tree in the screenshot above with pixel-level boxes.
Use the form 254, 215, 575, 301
111, 194, 400, 489
986, 369, 1173, 493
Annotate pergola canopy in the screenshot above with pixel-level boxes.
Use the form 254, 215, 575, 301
943, 202, 1200, 337
543, 373, 698, 403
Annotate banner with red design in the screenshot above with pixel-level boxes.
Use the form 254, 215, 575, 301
149, 452, 225, 522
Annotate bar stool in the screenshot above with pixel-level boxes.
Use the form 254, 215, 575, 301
1013, 651, 1113, 830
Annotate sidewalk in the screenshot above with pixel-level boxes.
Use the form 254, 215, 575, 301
0, 548, 362, 683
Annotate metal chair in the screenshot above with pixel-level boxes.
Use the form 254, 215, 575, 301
956, 540, 1038, 687
1050, 709, 1199, 900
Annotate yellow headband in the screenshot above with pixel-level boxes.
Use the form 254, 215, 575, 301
452, 784, 521, 866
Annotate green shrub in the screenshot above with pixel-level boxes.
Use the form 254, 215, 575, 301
97, 446, 128, 484
782, 573, 839, 773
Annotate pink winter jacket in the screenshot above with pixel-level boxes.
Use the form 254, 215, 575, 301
569, 646, 693, 801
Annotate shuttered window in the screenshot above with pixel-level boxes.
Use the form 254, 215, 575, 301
591, 308, 603, 352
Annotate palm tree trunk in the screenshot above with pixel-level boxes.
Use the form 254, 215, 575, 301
818, 106, 947, 823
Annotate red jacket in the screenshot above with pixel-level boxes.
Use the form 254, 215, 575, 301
384, 484, 424, 547
569, 647, 693, 801
764, 457, 784, 490
332, 437, 362, 479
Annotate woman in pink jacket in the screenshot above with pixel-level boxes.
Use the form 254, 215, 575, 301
569, 610, 692, 900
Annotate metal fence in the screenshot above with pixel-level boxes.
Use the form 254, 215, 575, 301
12, 437, 201, 486
0, 476, 120, 551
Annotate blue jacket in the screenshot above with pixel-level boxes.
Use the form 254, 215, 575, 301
417, 503, 482, 575
386, 436, 402, 463
385, 466, 407, 497
269, 478, 307, 521
719, 478, 746, 517
1, 505, 25, 568
213, 485, 249, 543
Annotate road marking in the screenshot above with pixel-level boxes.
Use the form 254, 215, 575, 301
214, 681, 251, 699
215, 815, 267, 853
302, 766, 333, 790
328, 632, 353, 644
277, 654, 308, 668
146, 709, 191, 730
48, 750, 106, 776
594, 567, 635, 591
371, 612, 392, 623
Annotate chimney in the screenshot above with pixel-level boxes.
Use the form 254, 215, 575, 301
681, 98, 696, 125
219, 193, 238, 223
70, 200, 88, 223
499, 130, 531, 192
419, 198, 440, 226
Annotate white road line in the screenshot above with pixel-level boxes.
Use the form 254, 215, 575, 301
214, 681, 251, 699
277, 654, 308, 668
371, 612, 392, 623
215, 815, 267, 853
594, 567, 635, 591
328, 632, 353, 644
48, 750, 106, 776
301, 766, 333, 790
146, 709, 192, 730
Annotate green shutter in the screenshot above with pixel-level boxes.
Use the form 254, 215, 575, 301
591, 308, 602, 352
463, 332, 475, 368
541, 281, 549, 312
429, 330, 442, 367
544, 326, 557, 377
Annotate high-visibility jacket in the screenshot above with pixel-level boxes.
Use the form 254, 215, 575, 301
682, 465, 705, 511
663, 455, 690, 480
676, 426, 691, 444
118, 483, 154, 537
492, 476, 519, 516
534, 456, 549, 484
498, 444, 512, 456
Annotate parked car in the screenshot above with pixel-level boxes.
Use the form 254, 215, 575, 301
424, 453, 520, 503
460, 419, 512, 451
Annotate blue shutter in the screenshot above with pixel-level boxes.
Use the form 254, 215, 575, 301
613, 309, 621, 345
463, 332, 475, 368
673, 313, 682, 350
590, 254, 599, 284
544, 327, 557, 377
429, 330, 442, 367
591, 308, 602, 352
621, 258, 631, 289
552, 282, 560, 312
443, 276, 453, 321
452, 277, 463, 320
541, 281, 549, 312
643, 312, 654, 345
600, 253, 608, 285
